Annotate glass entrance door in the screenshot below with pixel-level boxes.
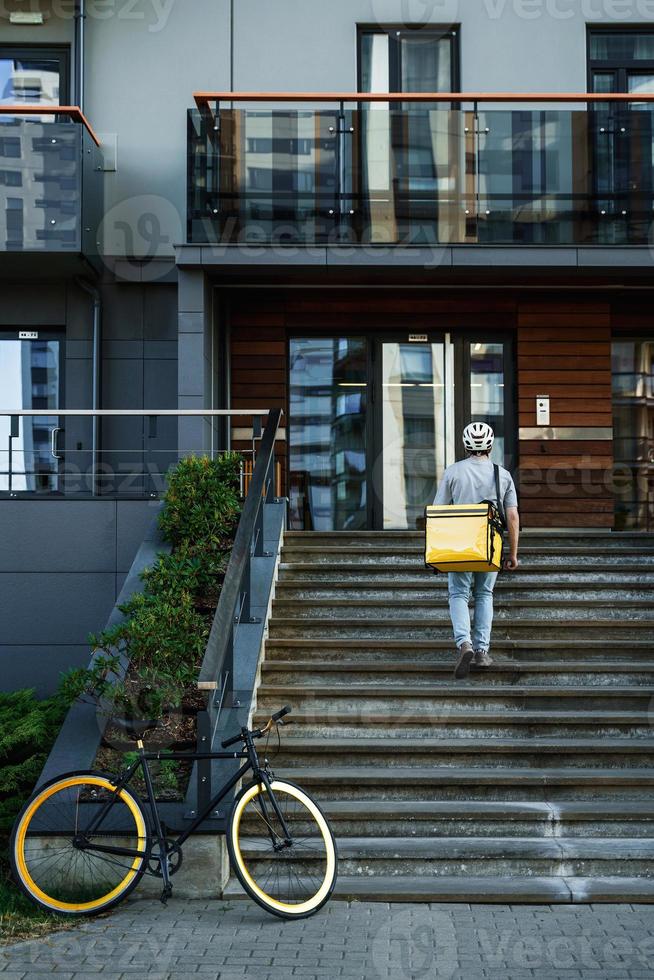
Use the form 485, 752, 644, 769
287, 333, 512, 530
0, 335, 63, 494
375, 338, 448, 529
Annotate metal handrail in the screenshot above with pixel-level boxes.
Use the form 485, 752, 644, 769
0, 105, 102, 146
1, 409, 276, 498
0, 409, 272, 416
194, 90, 654, 107
197, 406, 282, 697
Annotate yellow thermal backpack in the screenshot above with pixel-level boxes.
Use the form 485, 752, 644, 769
424, 464, 506, 573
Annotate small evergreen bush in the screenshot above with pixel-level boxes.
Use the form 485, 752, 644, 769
0, 690, 68, 927
61, 453, 242, 719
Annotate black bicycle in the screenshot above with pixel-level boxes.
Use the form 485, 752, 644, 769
11, 707, 338, 920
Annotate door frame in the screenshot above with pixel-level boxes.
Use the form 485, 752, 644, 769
371, 331, 448, 529
0, 329, 66, 495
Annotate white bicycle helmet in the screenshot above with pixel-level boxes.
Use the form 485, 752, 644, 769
463, 421, 494, 453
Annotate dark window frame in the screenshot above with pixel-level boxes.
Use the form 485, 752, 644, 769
587, 26, 654, 93
357, 24, 460, 93
0, 44, 71, 104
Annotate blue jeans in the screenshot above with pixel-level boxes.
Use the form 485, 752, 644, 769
447, 571, 498, 651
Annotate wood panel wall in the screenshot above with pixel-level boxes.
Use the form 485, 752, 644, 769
516, 301, 613, 528
228, 291, 618, 529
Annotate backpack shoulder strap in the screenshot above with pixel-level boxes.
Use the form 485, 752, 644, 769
494, 463, 507, 528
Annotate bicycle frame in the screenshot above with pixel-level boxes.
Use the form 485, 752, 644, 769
77, 734, 292, 892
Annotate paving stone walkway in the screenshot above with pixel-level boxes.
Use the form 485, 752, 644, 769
1, 900, 654, 979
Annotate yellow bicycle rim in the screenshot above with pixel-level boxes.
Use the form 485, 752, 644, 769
231, 779, 336, 915
15, 775, 147, 913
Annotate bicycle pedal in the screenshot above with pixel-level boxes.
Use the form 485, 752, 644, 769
159, 884, 173, 906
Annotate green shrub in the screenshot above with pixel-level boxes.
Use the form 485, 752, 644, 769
0, 690, 67, 844
60, 452, 242, 719
159, 453, 242, 549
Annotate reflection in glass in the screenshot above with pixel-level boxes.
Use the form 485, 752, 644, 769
589, 32, 654, 62
0, 339, 60, 493
0, 54, 62, 106
470, 343, 506, 465
288, 338, 367, 530
381, 342, 445, 529
193, 110, 338, 244
612, 340, 654, 530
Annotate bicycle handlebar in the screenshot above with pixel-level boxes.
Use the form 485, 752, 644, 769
221, 706, 291, 749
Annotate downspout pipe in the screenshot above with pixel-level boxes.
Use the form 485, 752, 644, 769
74, 0, 85, 110
76, 279, 101, 496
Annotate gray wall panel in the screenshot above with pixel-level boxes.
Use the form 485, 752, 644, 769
0, 646, 92, 698
0, 285, 66, 326
0, 572, 116, 644
0, 500, 159, 693
116, 501, 161, 572
102, 284, 144, 341
145, 286, 178, 341
0, 500, 116, 572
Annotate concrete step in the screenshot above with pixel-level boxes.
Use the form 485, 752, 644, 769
275, 582, 654, 602
285, 530, 654, 548
279, 561, 654, 578
268, 619, 653, 640
257, 683, 654, 714
254, 765, 654, 801
261, 659, 654, 686
224, 874, 654, 903
278, 799, 654, 838
263, 638, 654, 663
271, 597, 654, 618
281, 544, 654, 561
257, 709, 652, 739
232, 834, 654, 877
263, 736, 654, 770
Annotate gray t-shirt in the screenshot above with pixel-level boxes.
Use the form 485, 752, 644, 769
434, 456, 518, 510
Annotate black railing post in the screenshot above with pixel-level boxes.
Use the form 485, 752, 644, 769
240, 556, 252, 623
196, 708, 212, 814
8, 415, 18, 496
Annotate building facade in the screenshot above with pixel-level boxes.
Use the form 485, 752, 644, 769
1, 0, 654, 690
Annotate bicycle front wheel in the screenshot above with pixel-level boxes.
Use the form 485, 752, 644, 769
11, 771, 149, 915
228, 778, 337, 919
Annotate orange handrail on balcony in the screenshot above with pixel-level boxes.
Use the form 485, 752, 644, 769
0, 104, 101, 146
194, 91, 654, 108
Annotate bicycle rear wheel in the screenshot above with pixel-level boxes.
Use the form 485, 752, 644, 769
227, 778, 337, 919
11, 771, 149, 915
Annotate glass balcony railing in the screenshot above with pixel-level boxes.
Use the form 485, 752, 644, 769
187, 94, 654, 247
0, 107, 103, 254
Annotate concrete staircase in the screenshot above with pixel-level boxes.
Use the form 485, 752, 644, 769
244, 530, 654, 903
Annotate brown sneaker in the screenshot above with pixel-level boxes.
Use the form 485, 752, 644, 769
473, 649, 493, 668
454, 641, 474, 679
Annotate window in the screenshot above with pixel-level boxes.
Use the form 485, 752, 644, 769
612, 339, 654, 531
0, 46, 70, 106
588, 29, 654, 95
358, 26, 458, 93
